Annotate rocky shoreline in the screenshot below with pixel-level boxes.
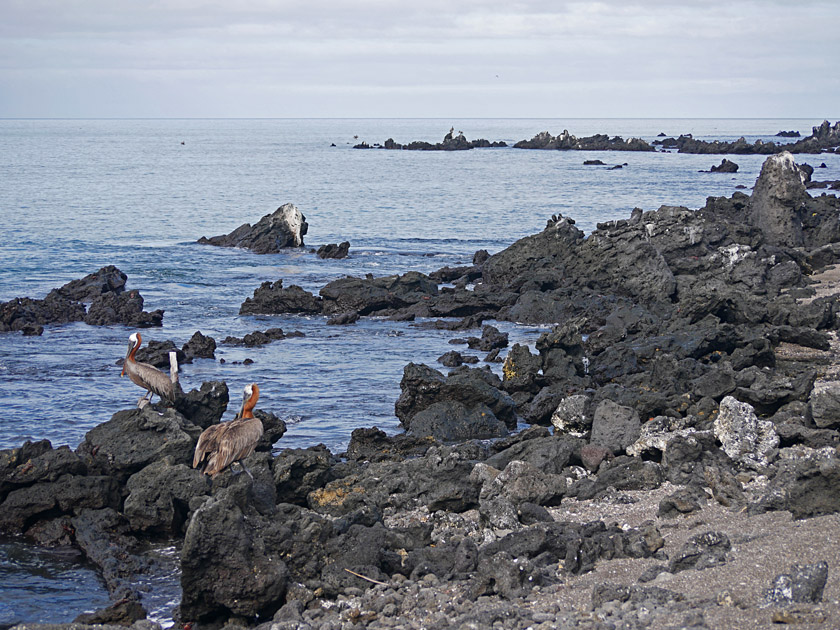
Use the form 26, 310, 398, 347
4, 151, 840, 630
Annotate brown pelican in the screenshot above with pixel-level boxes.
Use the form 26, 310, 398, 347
121, 332, 179, 407
193, 383, 264, 478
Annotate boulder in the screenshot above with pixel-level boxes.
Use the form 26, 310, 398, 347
484, 434, 582, 475
713, 396, 778, 469
76, 406, 202, 480
175, 380, 229, 429
182, 331, 217, 360
589, 400, 641, 454
223, 327, 290, 346
395, 363, 517, 431
84, 290, 164, 327
316, 241, 350, 259
551, 394, 594, 436
748, 152, 810, 247
180, 484, 288, 621
809, 380, 840, 428
123, 459, 210, 535
319, 272, 437, 316
198, 203, 308, 252
708, 159, 739, 173
0, 474, 121, 534
1, 267, 162, 332
273, 445, 337, 505
667, 531, 731, 574
407, 401, 509, 441
239, 280, 323, 315
52, 265, 127, 302
764, 562, 829, 606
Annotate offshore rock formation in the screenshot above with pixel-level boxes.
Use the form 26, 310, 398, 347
514, 130, 654, 151
198, 203, 308, 253
0, 266, 163, 334
654, 120, 840, 154
354, 128, 507, 151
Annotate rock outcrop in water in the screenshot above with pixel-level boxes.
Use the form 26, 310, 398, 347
354, 128, 507, 151
653, 119, 840, 154
198, 203, 308, 253
0, 266, 164, 335
7, 152, 840, 629
514, 130, 654, 151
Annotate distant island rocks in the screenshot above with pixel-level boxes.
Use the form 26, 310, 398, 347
353, 120, 840, 155
354, 128, 507, 151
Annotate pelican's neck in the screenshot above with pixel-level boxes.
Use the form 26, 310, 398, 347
127, 333, 141, 362
122, 333, 142, 377
241, 384, 259, 419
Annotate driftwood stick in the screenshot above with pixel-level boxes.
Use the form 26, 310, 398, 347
344, 568, 389, 586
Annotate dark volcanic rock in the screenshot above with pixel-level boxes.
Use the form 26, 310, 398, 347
198, 203, 308, 252
239, 279, 323, 315
395, 363, 517, 433
326, 311, 359, 325
755, 454, 840, 519
175, 380, 229, 429
668, 530, 731, 574
466, 325, 509, 351
85, 290, 164, 327
52, 265, 127, 302
180, 484, 289, 621
1, 266, 162, 332
309, 444, 483, 515
514, 130, 653, 152
72, 507, 152, 602
223, 327, 291, 346
656, 120, 840, 154
274, 445, 337, 505
407, 401, 509, 441
76, 406, 202, 481
319, 271, 437, 316
316, 241, 350, 259
357, 129, 507, 151
708, 158, 739, 173
589, 400, 641, 454
182, 330, 217, 360
133, 338, 185, 368
343, 426, 437, 462
764, 562, 829, 606
123, 459, 209, 535
0, 474, 120, 534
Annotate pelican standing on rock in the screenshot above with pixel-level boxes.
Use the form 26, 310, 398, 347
121, 332, 180, 408
193, 383, 264, 478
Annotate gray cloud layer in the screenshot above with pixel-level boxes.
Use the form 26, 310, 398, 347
1, 0, 838, 117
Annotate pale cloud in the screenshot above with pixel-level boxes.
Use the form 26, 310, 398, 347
0, 0, 838, 117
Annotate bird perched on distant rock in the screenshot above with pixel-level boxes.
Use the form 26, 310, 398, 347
121, 332, 180, 407
193, 383, 264, 478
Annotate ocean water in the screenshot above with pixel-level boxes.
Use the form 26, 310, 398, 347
0, 117, 838, 624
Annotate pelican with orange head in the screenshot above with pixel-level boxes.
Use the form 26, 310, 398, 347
193, 383, 264, 478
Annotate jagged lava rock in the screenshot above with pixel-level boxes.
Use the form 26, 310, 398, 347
748, 151, 811, 247
316, 241, 350, 259
198, 203, 308, 253
239, 279, 322, 315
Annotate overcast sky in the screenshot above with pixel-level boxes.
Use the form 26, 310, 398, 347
1, 0, 838, 118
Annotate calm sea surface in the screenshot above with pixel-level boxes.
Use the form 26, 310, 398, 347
0, 118, 838, 624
